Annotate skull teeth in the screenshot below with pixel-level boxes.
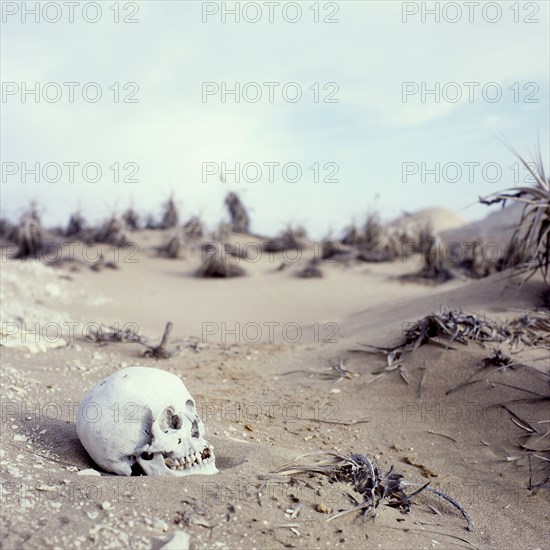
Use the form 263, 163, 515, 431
163, 447, 213, 471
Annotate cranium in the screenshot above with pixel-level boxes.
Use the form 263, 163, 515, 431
76, 367, 217, 476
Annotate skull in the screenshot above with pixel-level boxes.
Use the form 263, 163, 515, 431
76, 367, 217, 476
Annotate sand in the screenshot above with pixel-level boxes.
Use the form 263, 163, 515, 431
1, 224, 549, 549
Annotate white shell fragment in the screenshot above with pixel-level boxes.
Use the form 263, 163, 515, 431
76, 367, 218, 477
160, 531, 191, 550
76, 468, 102, 476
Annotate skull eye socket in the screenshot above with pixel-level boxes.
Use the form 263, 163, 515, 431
191, 418, 200, 439
160, 409, 182, 432
169, 414, 182, 430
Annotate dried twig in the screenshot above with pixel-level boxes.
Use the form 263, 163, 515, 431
89, 321, 174, 359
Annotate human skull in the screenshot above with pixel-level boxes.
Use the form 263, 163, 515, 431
76, 367, 217, 476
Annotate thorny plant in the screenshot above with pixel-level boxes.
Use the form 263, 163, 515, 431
266, 451, 473, 532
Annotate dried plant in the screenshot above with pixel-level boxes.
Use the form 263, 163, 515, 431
358, 309, 550, 379
269, 451, 473, 531
297, 260, 323, 278
195, 244, 246, 278
225, 192, 250, 234
93, 216, 129, 247
321, 240, 351, 261
502, 405, 550, 491
364, 210, 383, 248
480, 144, 549, 289
401, 231, 454, 283
157, 230, 185, 259
341, 222, 362, 246
453, 240, 496, 279
356, 211, 402, 262
0, 217, 14, 240
446, 348, 519, 395
212, 222, 232, 242
183, 216, 204, 240
89, 322, 173, 359
65, 211, 86, 238
159, 196, 179, 229
122, 207, 140, 231
263, 226, 306, 252
145, 214, 158, 229
9, 209, 51, 259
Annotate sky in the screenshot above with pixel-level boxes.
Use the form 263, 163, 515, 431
1, 0, 549, 238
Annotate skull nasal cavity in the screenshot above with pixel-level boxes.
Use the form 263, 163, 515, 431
191, 418, 200, 439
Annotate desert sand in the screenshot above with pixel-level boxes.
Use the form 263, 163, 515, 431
0, 207, 549, 550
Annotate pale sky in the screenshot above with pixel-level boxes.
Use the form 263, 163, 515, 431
1, 1, 549, 237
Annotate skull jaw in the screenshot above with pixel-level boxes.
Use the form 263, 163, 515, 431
136, 449, 218, 477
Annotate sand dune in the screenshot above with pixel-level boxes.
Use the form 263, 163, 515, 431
1, 205, 548, 549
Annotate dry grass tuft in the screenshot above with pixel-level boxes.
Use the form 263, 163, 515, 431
212, 222, 232, 242
297, 260, 323, 278
145, 214, 158, 229
263, 226, 306, 252
157, 230, 185, 259
122, 207, 140, 231
0, 217, 14, 240
363, 211, 382, 245
342, 211, 402, 263
453, 241, 496, 279
225, 192, 250, 234
9, 208, 51, 259
341, 222, 362, 246
93, 216, 129, 247
480, 144, 549, 290
400, 229, 454, 283
195, 244, 246, 278
159, 196, 179, 229
183, 216, 204, 240
321, 240, 352, 261
65, 211, 86, 238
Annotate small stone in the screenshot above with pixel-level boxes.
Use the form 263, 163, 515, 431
315, 502, 332, 514
100, 501, 112, 510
